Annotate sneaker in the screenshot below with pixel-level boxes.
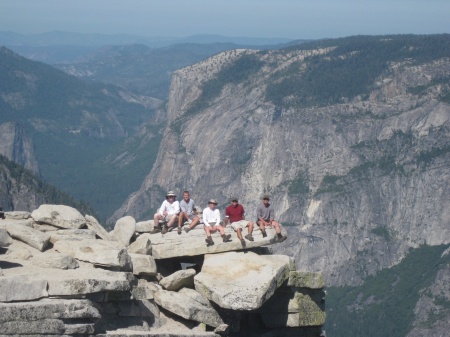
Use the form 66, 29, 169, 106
240, 239, 246, 247
222, 234, 232, 242
205, 237, 214, 246
161, 226, 168, 234
261, 229, 267, 238
245, 234, 254, 241
177, 227, 182, 235
184, 227, 190, 233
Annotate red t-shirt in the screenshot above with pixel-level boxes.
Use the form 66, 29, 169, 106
225, 204, 245, 223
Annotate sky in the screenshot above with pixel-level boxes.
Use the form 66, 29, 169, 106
1, 0, 449, 40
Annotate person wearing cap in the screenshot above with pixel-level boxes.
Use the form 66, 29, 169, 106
202, 199, 231, 246
178, 190, 200, 234
256, 195, 287, 242
224, 197, 254, 247
151, 191, 180, 234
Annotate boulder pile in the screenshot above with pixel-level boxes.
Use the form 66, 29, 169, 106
0, 204, 325, 336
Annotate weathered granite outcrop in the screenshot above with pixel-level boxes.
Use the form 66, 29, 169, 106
0, 204, 325, 336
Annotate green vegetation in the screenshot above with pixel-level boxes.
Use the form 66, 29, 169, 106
266, 34, 450, 108
32, 124, 163, 224
185, 53, 265, 116
0, 154, 95, 216
370, 226, 393, 241
325, 244, 450, 337
287, 172, 310, 195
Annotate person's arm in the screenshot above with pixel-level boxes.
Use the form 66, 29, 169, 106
159, 201, 166, 216
215, 209, 221, 224
224, 206, 229, 225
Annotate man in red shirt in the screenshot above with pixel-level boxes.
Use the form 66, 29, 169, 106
223, 196, 254, 247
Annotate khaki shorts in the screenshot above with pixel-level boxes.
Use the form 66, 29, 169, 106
231, 220, 251, 231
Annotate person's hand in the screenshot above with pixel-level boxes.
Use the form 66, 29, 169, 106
163, 211, 168, 216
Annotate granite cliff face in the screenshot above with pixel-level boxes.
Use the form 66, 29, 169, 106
0, 121, 39, 174
113, 36, 450, 292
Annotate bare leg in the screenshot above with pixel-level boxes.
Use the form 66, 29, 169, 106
188, 216, 200, 229
272, 220, 281, 234
167, 214, 177, 228
247, 221, 254, 235
178, 212, 187, 228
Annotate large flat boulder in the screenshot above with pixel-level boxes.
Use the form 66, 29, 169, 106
154, 288, 224, 328
0, 298, 100, 322
30, 252, 79, 270
0, 275, 48, 302
31, 204, 86, 229
149, 225, 279, 259
0, 259, 135, 297
6, 223, 51, 251
194, 251, 293, 310
54, 239, 132, 270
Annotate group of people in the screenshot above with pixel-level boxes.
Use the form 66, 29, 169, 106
151, 190, 287, 247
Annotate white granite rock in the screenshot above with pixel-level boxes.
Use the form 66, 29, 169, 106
129, 253, 157, 276
31, 204, 86, 229
154, 288, 224, 328
6, 223, 51, 251
4, 211, 31, 220
30, 252, 79, 269
127, 234, 152, 255
85, 214, 111, 240
194, 251, 293, 310
49, 228, 96, 244
111, 215, 136, 247
0, 298, 100, 322
160, 269, 196, 291
149, 225, 279, 259
0, 228, 12, 247
135, 220, 155, 233
0, 275, 48, 302
54, 239, 132, 270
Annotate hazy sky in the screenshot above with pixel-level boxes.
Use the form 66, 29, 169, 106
1, 0, 449, 39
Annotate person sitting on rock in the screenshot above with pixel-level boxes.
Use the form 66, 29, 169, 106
256, 194, 287, 242
223, 196, 254, 247
151, 191, 180, 234
178, 190, 200, 234
203, 199, 231, 246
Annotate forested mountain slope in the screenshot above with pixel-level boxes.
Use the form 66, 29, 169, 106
0, 46, 162, 222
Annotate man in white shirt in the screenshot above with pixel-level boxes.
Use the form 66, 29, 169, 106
151, 191, 180, 234
202, 199, 231, 246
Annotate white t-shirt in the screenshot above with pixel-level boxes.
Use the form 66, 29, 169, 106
158, 200, 180, 216
202, 207, 221, 227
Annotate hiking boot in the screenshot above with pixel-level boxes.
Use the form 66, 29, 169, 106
161, 226, 168, 234
261, 229, 267, 238
222, 234, 232, 242
277, 234, 287, 242
184, 227, 190, 233
149, 226, 161, 234
205, 237, 214, 246
240, 239, 246, 247
245, 234, 254, 241
177, 226, 182, 235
